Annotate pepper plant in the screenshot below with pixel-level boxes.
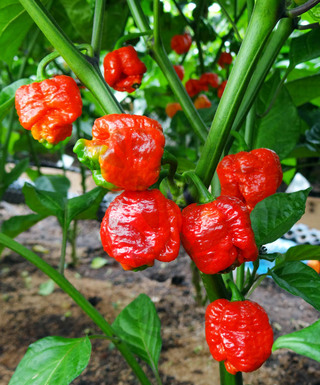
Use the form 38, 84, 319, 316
1, 0, 320, 384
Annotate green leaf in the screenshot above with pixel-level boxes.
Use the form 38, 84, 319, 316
67, 187, 106, 225
38, 279, 55, 296
1, 158, 29, 196
22, 182, 66, 219
255, 72, 301, 159
289, 29, 320, 67
285, 74, 320, 106
250, 189, 311, 246
1, 213, 47, 238
112, 294, 162, 370
90, 257, 109, 269
270, 261, 320, 311
9, 336, 91, 385
34, 175, 70, 197
272, 319, 320, 362
0, 78, 32, 121
284, 245, 320, 262
0, 1, 34, 64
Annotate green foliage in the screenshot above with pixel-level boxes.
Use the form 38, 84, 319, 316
8, 336, 91, 385
284, 244, 320, 262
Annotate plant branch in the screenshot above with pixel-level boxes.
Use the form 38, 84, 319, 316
298, 22, 320, 30
287, 0, 320, 17
216, 0, 242, 42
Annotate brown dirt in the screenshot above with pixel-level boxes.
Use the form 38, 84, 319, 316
0, 201, 320, 385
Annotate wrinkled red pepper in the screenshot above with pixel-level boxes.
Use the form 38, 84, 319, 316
103, 46, 147, 93
100, 189, 182, 270
171, 33, 192, 54
206, 299, 273, 374
217, 148, 283, 212
199, 72, 219, 89
173, 65, 185, 81
15, 75, 82, 145
218, 52, 233, 68
181, 196, 258, 274
73, 114, 165, 191
185, 79, 207, 97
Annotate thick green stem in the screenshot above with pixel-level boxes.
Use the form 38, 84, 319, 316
114, 31, 153, 50
244, 103, 256, 150
19, 0, 123, 115
219, 363, 243, 385
91, 0, 105, 58
195, 0, 285, 186
0, 233, 153, 385
236, 264, 245, 292
200, 273, 229, 302
128, 0, 208, 142
59, 204, 69, 275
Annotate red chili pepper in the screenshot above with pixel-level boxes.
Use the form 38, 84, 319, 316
217, 148, 283, 212
205, 299, 273, 374
173, 65, 185, 81
199, 72, 219, 89
181, 196, 258, 274
185, 79, 207, 97
15, 75, 82, 145
73, 114, 165, 191
100, 189, 182, 270
166, 102, 182, 118
217, 80, 227, 98
194, 94, 212, 109
218, 52, 233, 68
171, 33, 192, 54
103, 46, 147, 93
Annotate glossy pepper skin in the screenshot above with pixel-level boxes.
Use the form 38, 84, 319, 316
181, 196, 258, 274
74, 114, 165, 191
166, 102, 182, 118
171, 33, 192, 54
217, 148, 283, 212
217, 80, 227, 98
205, 299, 273, 374
15, 75, 82, 145
218, 52, 233, 68
100, 190, 182, 270
194, 94, 212, 109
103, 46, 147, 93
173, 65, 185, 81
199, 72, 219, 89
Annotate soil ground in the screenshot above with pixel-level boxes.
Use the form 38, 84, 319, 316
1, 201, 320, 385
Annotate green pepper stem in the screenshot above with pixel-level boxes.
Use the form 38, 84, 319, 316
219, 363, 243, 385
91, 0, 105, 58
227, 280, 244, 302
0, 233, 153, 385
183, 171, 214, 204
195, 0, 285, 187
127, 0, 208, 142
215, 0, 242, 42
114, 31, 153, 50
19, 0, 123, 115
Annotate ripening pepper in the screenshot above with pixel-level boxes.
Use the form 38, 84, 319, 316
307, 260, 320, 274
218, 52, 233, 68
185, 79, 207, 97
217, 148, 283, 212
181, 196, 258, 274
103, 46, 147, 93
205, 299, 273, 374
100, 189, 182, 270
73, 114, 165, 191
15, 75, 82, 145
171, 33, 192, 54
199, 72, 219, 89
217, 80, 227, 98
194, 94, 212, 109
166, 102, 182, 118
173, 65, 185, 81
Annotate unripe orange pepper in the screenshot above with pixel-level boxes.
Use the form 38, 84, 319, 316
171, 33, 192, 54
103, 46, 147, 93
206, 299, 273, 374
100, 189, 182, 270
15, 75, 82, 145
194, 94, 212, 109
166, 102, 182, 118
